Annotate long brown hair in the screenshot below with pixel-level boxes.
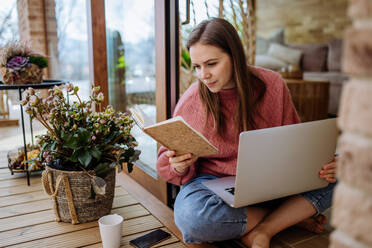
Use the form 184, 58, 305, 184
186, 18, 266, 136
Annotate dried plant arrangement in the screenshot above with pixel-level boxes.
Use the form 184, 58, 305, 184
0, 41, 48, 85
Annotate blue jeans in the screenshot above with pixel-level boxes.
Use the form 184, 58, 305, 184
174, 174, 336, 244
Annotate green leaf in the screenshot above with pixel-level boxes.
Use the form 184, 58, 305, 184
50, 140, 57, 151
29, 56, 48, 68
102, 131, 118, 145
78, 150, 92, 167
77, 128, 91, 144
94, 162, 115, 178
90, 147, 102, 160
62, 133, 80, 149
117, 56, 126, 69
94, 162, 109, 174
70, 149, 82, 162
41, 142, 49, 150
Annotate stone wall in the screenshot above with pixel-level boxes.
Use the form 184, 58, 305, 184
330, 0, 372, 247
255, 0, 351, 43
17, 0, 58, 78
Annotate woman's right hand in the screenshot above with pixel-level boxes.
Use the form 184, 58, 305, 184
166, 150, 198, 174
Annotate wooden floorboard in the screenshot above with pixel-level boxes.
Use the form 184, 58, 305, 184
0, 198, 52, 219
0, 172, 185, 248
0, 190, 48, 207
82, 227, 181, 248
161, 243, 187, 248
0, 176, 41, 188
6, 215, 163, 248
116, 172, 218, 248
0, 194, 138, 220
0, 209, 55, 232
0, 168, 10, 174
0, 183, 43, 197
0, 185, 128, 208
0, 171, 42, 181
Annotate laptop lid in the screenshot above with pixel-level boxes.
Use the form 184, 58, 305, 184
232, 118, 338, 208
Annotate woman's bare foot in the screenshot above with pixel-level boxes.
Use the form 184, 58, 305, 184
296, 214, 327, 233
241, 229, 271, 248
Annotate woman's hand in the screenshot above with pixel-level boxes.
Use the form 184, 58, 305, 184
167, 150, 198, 174
319, 156, 338, 183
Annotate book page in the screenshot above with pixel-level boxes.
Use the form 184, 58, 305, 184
129, 105, 154, 128
143, 116, 218, 157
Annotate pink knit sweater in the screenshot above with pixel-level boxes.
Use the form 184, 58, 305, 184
156, 67, 300, 185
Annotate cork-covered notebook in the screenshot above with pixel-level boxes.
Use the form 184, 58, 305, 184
129, 106, 218, 157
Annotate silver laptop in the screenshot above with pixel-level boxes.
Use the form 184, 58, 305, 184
202, 118, 338, 208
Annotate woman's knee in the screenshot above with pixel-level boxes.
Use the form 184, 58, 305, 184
174, 193, 247, 243
174, 199, 213, 243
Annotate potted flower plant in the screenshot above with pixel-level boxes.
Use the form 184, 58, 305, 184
22, 84, 140, 224
0, 41, 48, 85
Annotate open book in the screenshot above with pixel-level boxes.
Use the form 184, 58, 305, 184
129, 105, 218, 157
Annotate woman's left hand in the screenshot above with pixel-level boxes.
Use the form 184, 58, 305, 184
319, 156, 338, 183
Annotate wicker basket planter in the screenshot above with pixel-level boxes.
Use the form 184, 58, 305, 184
0, 64, 43, 85
42, 166, 116, 224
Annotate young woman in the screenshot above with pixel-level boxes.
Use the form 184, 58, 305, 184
156, 18, 337, 248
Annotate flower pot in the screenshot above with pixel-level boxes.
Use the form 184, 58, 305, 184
42, 166, 116, 224
0, 64, 43, 85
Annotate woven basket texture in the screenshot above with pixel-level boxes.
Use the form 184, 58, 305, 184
48, 167, 115, 223
0, 64, 42, 85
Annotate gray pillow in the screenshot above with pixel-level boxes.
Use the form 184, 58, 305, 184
287, 43, 329, 72
256, 28, 285, 55
268, 43, 302, 67
255, 54, 288, 71
328, 39, 343, 72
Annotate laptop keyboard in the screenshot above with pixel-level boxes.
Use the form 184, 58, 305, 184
225, 187, 235, 195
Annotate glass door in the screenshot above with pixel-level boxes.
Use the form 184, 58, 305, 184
105, 0, 170, 204
179, 0, 256, 96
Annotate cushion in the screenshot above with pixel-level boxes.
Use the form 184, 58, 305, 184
328, 39, 343, 72
256, 28, 285, 55
267, 43, 302, 67
287, 43, 328, 72
255, 54, 288, 70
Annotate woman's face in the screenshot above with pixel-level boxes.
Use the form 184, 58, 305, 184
189, 42, 235, 93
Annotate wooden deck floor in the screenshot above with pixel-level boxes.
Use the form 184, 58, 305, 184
0, 166, 332, 248
0, 168, 186, 248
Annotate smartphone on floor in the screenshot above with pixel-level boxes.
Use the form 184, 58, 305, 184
129, 229, 171, 248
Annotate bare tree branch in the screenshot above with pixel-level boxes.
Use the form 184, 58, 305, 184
218, 0, 224, 18
191, 0, 196, 26
204, 0, 210, 18
0, 3, 16, 40
229, 0, 239, 31
247, 0, 256, 65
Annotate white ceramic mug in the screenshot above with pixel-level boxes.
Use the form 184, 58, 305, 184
98, 214, 123, 248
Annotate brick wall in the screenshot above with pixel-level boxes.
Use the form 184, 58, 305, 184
17, 0, 58, 78
330, 0, 372, 247
255, 0, 351, 43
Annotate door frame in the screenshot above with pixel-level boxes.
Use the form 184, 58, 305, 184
87, 0, 179, 205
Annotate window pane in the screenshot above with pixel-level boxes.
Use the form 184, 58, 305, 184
53, 0, 90, 101
105, 0, 157, 173
0, 1, 19, 46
